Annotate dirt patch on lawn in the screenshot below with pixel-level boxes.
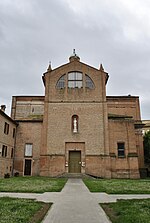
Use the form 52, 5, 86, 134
30, 202, 52, 223
101, 203, 118, 222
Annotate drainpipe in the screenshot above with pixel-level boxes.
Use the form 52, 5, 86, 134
12, 123, 18, 176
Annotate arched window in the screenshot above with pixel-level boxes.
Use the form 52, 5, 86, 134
72, 115, 79, 133
85, 75, 94, 89
68, 72, 82, 88
56, 74, 66, 89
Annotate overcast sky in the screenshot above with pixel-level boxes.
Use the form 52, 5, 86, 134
0, 0, 150, 119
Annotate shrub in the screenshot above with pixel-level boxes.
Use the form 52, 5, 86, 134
4, 173, 10, 178
14, 172, 19, 177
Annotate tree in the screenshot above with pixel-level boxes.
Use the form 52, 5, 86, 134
143, 130, 150, 164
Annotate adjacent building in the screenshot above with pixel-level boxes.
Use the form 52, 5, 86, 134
0, 105, 17, 177
142, 120, 150, 135
9, 52, 144, 178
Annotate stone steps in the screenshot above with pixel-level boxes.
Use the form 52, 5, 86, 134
58, 173, 94, 179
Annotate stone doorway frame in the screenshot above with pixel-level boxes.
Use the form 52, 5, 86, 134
65, 142, 85, 174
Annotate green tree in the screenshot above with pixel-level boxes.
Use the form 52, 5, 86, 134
143, 130, 150, 164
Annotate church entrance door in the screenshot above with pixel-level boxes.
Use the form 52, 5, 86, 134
69, 151, 81, 173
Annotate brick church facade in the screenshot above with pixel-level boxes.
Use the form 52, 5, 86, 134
10, 52, 144, 178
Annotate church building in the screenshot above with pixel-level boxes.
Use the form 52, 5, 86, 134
10, 51, 144, 178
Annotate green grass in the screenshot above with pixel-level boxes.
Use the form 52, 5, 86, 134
0, 197, 51, 223
101, 199, 150, 223
0, 176, 67, 193
83, 179, 150, 194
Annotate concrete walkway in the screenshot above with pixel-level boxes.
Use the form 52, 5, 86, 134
1, 179, 150, 223
42, 178, 111, 223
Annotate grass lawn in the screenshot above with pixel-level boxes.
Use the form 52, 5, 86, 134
83, 179, 150, 194
0, 176, 67, 193
0, 197, 51, 223
101, 199, 150, 223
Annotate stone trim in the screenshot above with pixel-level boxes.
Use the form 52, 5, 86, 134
127, 153, 138, 157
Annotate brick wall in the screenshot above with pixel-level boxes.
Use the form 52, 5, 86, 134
10, 56, 144, 179
108, 118, 140, 178
107, 96, 141, 120
40, 58, 109, 176
14, 121, 42, 176
0, 110, 16, 177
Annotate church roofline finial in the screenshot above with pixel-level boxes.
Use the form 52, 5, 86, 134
69, 49, 80, 62
73, 49, 76, 55
47, 61, 52, 71
100, 63, 104, 71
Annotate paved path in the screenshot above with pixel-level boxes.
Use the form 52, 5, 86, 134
1, 179, 150, 223
42, 178, 111, 223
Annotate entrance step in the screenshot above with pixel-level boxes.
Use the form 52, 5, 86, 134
59, 173, 94, 179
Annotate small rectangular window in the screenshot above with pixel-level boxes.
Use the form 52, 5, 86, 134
13, 128, 16, 138
4, 122, 9, 135
2, 145, 5, 157
25, 144, 33, 157
2, 145, 7, 157
5, 146, 7, 157
11, 148, 14, 158
0, 145, 2, 156
117, 142, 125, 157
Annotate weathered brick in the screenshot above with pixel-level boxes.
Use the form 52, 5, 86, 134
8, 54, 144, 178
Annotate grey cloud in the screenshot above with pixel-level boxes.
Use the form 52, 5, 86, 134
0, 0, 150, 119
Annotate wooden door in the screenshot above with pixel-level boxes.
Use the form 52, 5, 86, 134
24, 159, 32, 176
69, 151, 81, 173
